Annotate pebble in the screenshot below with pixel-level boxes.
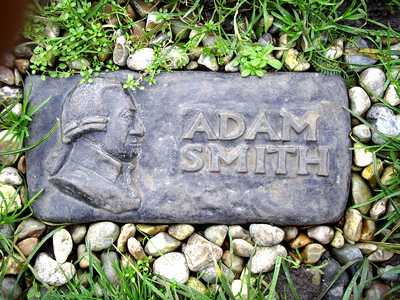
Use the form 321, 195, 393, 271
113, 35, 129, 66
144, 232, 181, 257
204, 225, 228, 246
202, 33, 217, 48
321, 258, 349, 300
351, 173, 372, 214
77, 244, 89, 269
384, 84, 400, 106
330, 230, 345, 249
370, 199, 387, 219
364, 282, 390, 299
53, 229, 73, 263
349, 86, 371, 115
249, 224, 284, 246
67, 58, 90, 71
353, 142, 373, 167
360, 219, 376, 241
171, 20, 190, 40
3, 256, 22, 275
359, 67, 386, 100
117, 223, 136, 252
290, 233, 312, 249
324, 38, 344, 60
183, 233, 223, 272
228, 225, 251, 241
368, 249, 394, 262
187, 276, 207, 294
198, 53, 218, 71
356, 242, 378, 255
249, 245, 287, 274
381, 165, 395, 185
168, 224, 194, 241
11, 102, 22, 116
225, 59, 239, 72
344, 38, 377, 71
127, 48, 154, 71
15, 218, 46, 241
17, 237, 38, 257
302, 243, 325, 264
0, 184, 21, 213
1, 276, 22, 300
162, 46, 189, 69
0, 66, 14, 85
343, 208, 363, 242
332, 243, 363, 264
15, 59, 29, 74
145, 12, 163, 30
0, 86, 21, 106
101, 251, 120, 286
283, 226, 298, 241
232, 239, 254, 257
361, 159, 383, 187
222, 250, 244, 273
231, 279, 248, 300
284, 49, 310, 71
44, 23, 60, 38
17, 156, 26, 175
186, 61, 198, 70
127, 237, 146, 260
153, 252, 189, 284
200, 263, 234, 284
86, 222, 120, 251
307, 226, 334, 244
0, 130, 21, 166
70, 225, 87, 244
378, 265, 399, 282
34, 253, 76, 286
275, 34, 288, 59
136, 224, 168, 236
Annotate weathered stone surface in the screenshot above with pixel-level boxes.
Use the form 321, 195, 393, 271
27, 72, 350, 224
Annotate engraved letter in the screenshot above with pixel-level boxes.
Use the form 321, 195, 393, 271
280, 110, 319, 141
255, 145, 267, 174
245, 111, 280, 141
267, 145, 296, 175
219, 112, 246, 140
182, 112, 218, 140
208, 144, 249, 173
297, 146, 329, 176
180, 144, 204, 172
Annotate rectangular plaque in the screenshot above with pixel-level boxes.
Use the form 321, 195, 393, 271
27, 71, 351, 225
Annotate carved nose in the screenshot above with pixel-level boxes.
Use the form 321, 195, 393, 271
129, 118, 144, 137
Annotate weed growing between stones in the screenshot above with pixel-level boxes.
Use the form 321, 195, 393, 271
0, 0, 400, 299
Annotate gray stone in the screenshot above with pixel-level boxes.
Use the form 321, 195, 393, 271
331, 243, 363, 264
0, 86, 21, 105
359, 68, 386, 100
249, 224, 284, 246
53, 228, 73, 263
70, 224, 87, 244
378, 265, 399, 282
0, 167, 22, 186
200, 263, 234, 284
27, 72, 351, 224
101, 251, 120, 286
117, 223, 136, 252
127, 48, 154, 71
15, 218, 46, 241
307, 226, 334, 244
204, 225, 228, 246
0, 130, 22, 166
321, 258, 349, 300
198, 53, 218, 71
248, 245, 287, 274
1, 276, 22, 300
344, 38, 377, 71
162, 46, 189, 69
0, 66, 15, 85
153, 252, 189, 284
352, 124, 371, 142
113, 35, 129, 67
33, 253, 76, 286
222, 250, 244, 273
168, 224, 194, 241
144, 232, 181, 257
349, 86, 371, 115
232, 239, 254, 257
384, 84, 400, 106
86, 222, 119, 251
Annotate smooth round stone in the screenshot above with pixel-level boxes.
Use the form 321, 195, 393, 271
349, 87, 371, 115
343, 208, 363, 242
145, 12, 164, 30
1, 276, 22, 300
53, 229, 73, 263
381, 166, 396, 185
225, 59, 239, 72
222, 250, 244, 273
204, 225, 228, 246
162, 46, 189, 69
249, 224, 284, 246
0, 86, 21, 105
144, 232, 181, 257
352, 124, 371, 142
15, 59, 29, 74
360, 67, 386, 99
356, 242, 378, 255
360, 219, 376, 241
77, 244, 89, 269
284, 48, 310, 71
186, 61, 198, 70
367, 104, 394, 121
136, 224, 168, 236
127, 237, 146, 260
231, 279, 248, 300
332, 243, 363, 265
368, 249, 394, 262
198, 53, 218, 71
153, 252, 189, 284
0, 130, 22, 166
0, 184, 21, 213
384, 84, 400, 106
44, 23, 60, 38
249, 245, 287, 274
127, 48, 154, 71
370, 199, 387, 219
364, 283, 390, 299
324, 38, 344, 60
67, 58, 90, 71
34, 253, 76, 286
302, 243, 325, 264
168, 224, 194, 241
232, 239, 254, 257
70, 225, 87, 244
228, 225, 251, 241
344, 38, 377, 71
307, 226, 334, 245
0, 167, 22, 186
0, 66, 15, 85
351, 173, 372, 214
361, 158, 383, 188
283, 226, 298, 241
290, 233, 312, 249
186, 277, 207, 294
171, 20, 190, 40
17, 237, 38, 257
378, 265, 399, 282
200, 263, 234, 284
330, 230, 345, 249
15, 218, 46, 241
202, 33, 217, 47
86, 222, 120, 251
10, 102, 22, 116
113, 35, 129, 67
117, 223, 136, 252
101, 251, 120, 286
353, 142, 373, 167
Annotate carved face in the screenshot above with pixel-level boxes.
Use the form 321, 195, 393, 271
102, 90, 144, 162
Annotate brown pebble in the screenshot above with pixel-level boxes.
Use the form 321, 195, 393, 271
290, 233, 312, 249
17, 237, 39, 257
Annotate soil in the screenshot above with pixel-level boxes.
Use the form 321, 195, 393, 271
367, 0, 400, 30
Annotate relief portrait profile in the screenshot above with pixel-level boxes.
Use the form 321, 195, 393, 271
45, 77, 145, 214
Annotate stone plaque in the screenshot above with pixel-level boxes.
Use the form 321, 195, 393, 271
27, 71, 351, 225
